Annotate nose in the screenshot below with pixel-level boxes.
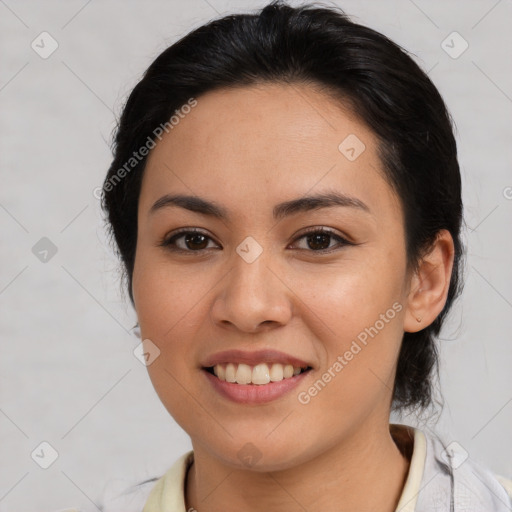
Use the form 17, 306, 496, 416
209, 246, 293, 333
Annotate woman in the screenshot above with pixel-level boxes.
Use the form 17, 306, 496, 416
99, 1, 512, 510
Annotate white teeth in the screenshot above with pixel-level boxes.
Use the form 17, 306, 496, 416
252, 363, 270, 385
210, 362, 307, 385
283, 364, 294, 378
235, 363, 252, 384
269, 363, 283, 382
216, 364, 226, 381
225, 363, 236, 383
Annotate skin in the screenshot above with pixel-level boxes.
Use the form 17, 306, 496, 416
132, 82, 454, 512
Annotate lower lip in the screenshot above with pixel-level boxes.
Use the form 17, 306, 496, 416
203, 368, 311, 404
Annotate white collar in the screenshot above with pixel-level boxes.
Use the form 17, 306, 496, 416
142, 424, 427, 512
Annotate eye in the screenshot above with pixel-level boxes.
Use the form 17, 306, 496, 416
290, 227, 353, 253
158, 228, 220, 253
158, 227, 353, 254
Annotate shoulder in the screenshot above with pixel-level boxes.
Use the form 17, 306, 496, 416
421, 428, 512, 510
495, 474, 512, 500
99, 451, 194, 512
98, 475, 160, 512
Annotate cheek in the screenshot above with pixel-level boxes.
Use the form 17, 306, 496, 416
132, 255, 210, 427
291, 254, 405, 337
290, 258, 406, 404
133, 251, 209, 340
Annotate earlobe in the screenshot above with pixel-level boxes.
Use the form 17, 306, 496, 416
404, 230, 455, 333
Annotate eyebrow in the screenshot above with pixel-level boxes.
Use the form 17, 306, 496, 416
149, 190, 371, 221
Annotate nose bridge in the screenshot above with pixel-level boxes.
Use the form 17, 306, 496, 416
232, 239, 271, 297
211, 236, 292, 331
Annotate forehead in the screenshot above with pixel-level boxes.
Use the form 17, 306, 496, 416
140, 82, 400, 223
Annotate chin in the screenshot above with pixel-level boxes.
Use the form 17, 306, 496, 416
204, 435, 316, 473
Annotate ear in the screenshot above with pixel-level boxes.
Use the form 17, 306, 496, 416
404, 229, 455, 333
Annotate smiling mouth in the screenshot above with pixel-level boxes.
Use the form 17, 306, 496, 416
204, 362, 312, 385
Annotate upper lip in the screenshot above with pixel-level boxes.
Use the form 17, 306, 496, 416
201, 349, 312, 369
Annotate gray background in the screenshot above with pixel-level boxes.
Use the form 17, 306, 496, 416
1, 0, 511, 510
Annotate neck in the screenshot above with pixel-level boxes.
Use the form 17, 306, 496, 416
185, 422, 411, 512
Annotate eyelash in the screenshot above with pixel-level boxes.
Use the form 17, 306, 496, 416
158, 227, 354, 255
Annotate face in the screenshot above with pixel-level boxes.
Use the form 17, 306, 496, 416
132, 82, 413, 471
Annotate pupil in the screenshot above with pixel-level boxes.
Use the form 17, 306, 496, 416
308, 233, 330, 250
186, 233, 208, 250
